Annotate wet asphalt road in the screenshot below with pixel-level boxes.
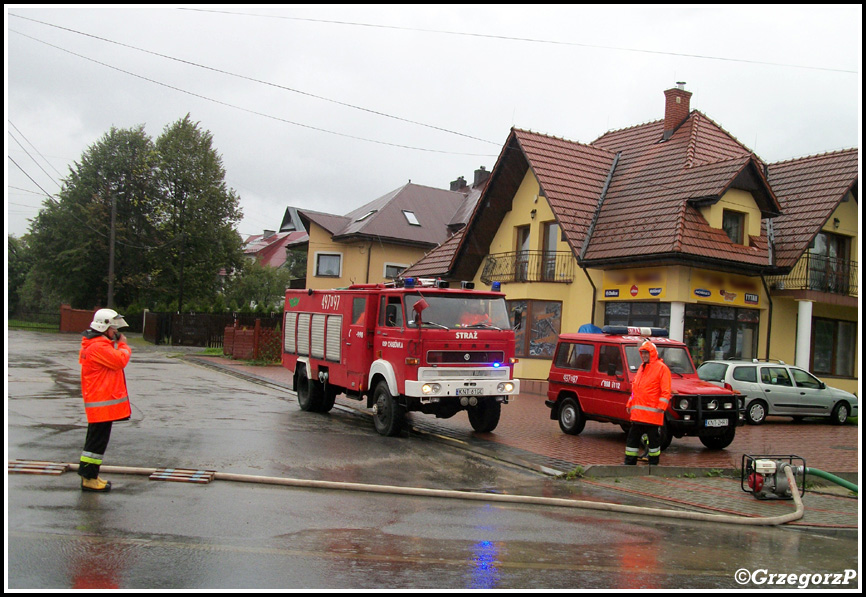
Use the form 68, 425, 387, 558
5, 330, 861, 590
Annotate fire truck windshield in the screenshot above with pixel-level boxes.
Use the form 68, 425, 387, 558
405, 294, 511, 330
624, 345, 696, 375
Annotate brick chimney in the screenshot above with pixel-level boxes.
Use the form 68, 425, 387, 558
473, 166, 490, 187
450, 176, 468, 191
663, 82, 692, 140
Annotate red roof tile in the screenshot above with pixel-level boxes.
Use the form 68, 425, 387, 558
767, 149, 859, 268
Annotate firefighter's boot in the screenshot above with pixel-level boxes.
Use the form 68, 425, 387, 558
81, 477, 111, 492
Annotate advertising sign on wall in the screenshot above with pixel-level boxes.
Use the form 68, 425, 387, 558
689, 270, 761, 308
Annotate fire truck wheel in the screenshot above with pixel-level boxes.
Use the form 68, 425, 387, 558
698, 425, 736, 450
319, 389, 336, 413
557, 397, 586, 435
468, 399, 501, 433
373, 381, 405, 436
296, 367, 323, 412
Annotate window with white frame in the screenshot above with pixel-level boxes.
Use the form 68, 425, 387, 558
384, 263, 407, 279
315, 252, 342, 277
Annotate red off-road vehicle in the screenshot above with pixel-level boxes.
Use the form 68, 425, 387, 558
545, 326, 744, 450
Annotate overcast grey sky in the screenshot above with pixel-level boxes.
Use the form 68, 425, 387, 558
5, 4, 862, 242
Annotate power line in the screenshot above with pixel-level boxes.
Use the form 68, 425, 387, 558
7, 155, 181, 252
8, 119, 67, 179
179, 7, 858, 75
9, 14, 499, 146
9, 28, 497, 157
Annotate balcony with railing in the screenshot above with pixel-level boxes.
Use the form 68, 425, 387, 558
767, 254, 858, 298
480, 251, 576, 284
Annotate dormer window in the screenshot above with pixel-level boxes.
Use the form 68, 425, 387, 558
403, 210, 421, 226
722, 209, 745, 244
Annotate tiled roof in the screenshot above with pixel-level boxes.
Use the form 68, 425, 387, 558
585, 112, 777, 268
299, 183, 465, 248
405, 105, 851, 279
402, 229, 465, 278
514, 129, 617, 254
767, 148, 859, 268
243, 230, 308, 268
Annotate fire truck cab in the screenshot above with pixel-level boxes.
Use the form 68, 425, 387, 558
282, 278, 520, 436
545, 326, 744, 450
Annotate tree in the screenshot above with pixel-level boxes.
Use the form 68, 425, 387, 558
21, 117, 245, 312
8, 234, 33, 314
223, 260, 293, 312
153, 115, 244, 311
25, 126, 160, 309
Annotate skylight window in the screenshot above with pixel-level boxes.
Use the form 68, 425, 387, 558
355, 210, 377, 222
403, 210, 421, 226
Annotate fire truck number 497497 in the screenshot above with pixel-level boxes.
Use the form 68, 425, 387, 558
282, 278, 520, 436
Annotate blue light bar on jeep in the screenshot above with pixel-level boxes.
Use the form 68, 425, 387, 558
602, 325, 669, 337
403, 277, 416, 288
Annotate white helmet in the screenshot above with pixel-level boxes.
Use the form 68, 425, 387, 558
90, 308, 129, 333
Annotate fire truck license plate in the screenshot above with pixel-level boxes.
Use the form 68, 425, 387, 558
705, 419, 728, 427
457, 388, 483, 396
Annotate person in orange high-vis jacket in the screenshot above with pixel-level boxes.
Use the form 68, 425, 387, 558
78, 309, 132, 492
625, 340, 671, 466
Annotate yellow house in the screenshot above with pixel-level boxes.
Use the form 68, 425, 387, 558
405, 85, 858, 396
290, 173, 489, 290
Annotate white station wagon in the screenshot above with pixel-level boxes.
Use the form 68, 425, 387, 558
697, 359, 857, 425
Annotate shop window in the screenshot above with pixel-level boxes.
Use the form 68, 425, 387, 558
604, 302, 670, 328
685, 304, 759, 365
507, 300, 562, 358
812, 318, 855, 377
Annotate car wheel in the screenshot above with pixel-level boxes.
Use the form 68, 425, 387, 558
746, 400, 768, 425
699, 425, 736, 450
558, 397, 586, 435
830, 402, 850, 425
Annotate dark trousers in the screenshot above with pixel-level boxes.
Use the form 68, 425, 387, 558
79, 421, 113, 479
625, 422, 661, 464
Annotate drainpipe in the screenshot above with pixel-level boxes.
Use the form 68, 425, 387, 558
582, 267, 598, 325
366, 241, 373, 283
760, 275, 773, 361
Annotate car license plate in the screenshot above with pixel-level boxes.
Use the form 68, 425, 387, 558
705, 419, 728, 427
457, 388, 483, 396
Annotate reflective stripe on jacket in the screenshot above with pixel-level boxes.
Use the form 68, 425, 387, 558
79, 334, 131, 423
627, 341, 671, 426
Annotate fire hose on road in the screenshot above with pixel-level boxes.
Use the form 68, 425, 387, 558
55, 462, 806, 527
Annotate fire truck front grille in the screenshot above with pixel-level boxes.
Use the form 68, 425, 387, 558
426, 351, 505, 364
418, 367, 510, 380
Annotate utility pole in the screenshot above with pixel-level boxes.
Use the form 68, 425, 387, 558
107, 187, 117, 308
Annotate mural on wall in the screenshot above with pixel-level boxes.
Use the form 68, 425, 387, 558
508, 300, 562, 358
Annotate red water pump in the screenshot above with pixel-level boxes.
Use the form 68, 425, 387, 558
741, 454, 806, 500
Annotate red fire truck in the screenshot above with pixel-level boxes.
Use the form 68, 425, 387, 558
282, 278, 520, 436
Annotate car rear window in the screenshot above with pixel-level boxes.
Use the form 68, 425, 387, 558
697, 362, 728, 382
732, 366, 757, 383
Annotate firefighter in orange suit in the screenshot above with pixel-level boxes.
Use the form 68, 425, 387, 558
625, 340, 671, 465
78, 309, 132, 492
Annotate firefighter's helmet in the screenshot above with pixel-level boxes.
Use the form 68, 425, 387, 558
90, 308, 129, 333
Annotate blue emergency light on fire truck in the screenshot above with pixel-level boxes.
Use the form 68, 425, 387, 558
281, 278, 520, 436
